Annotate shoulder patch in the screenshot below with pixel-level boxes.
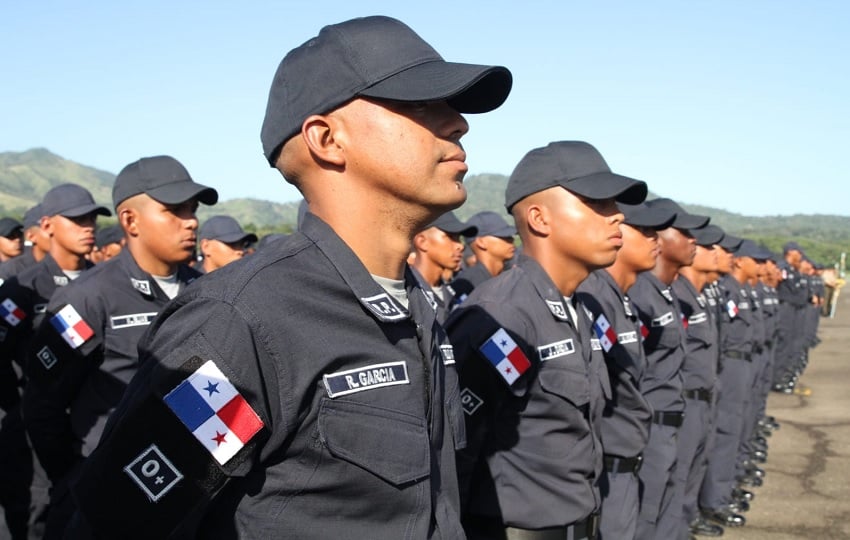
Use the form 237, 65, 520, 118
545, 299, 569, 321
440, 344, 455, 366
726, 300, 738, 318
110, 312, 159, 329
323, 361, 410, 398
479, 328, 531, 385
131, 278, 152, 296
592, 314, 617, 352
163, 360, 264, 465
460, 388, 483, 416
50, 304, 94, 349
360, 292, 407, 322
124, 444, 183, 502
1, 298, 26, 327
537, 338, 575, 361
36, 346, 58, 370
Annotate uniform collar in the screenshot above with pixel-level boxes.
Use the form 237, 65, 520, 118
116, 248, 199, 299
642, 272, 675, 304
517, 255, 572, 323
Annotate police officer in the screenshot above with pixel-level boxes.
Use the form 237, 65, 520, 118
0, 185, 110, 540
450, 210, 516, 306
0, 205, 50, 281
65, 16, 511, 539
22, 156, 216, 537
197, 215, 258, 274
89, 224, 124, 264
627, 198, 707, 540
773, 242, 809, 393
673, 224, 725, 538
0, 218, 24, 266
446, 141, 646, 539
576, 201, 675, 540
410, 211, 477, 323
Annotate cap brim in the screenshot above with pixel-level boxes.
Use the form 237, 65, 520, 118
212, 232, 259, 244
479, 225, 517, 238
60, 204, 112, 218
691, 227, 724, 246
620, 205, 677, 229
147, 183, 219, 206
672, 213, 709, 229
439, 224, 478, 237
359, 60, 513, 114
561, 172, 648, 204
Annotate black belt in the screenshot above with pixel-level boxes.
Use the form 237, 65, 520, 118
683, 388, 712, 402
652, 410, 684, 427
604, 454, 643, 474
464, 514, 600, 540
724, 350, 752, 362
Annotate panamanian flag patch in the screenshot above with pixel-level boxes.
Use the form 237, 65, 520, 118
639, 319, 649, 341
50, 304, 94, 348
726, 300, 739, 318
592, 314, 617, 352
163, 360, 264, 465
479, 328, 531, 385
1, 298, 26, 326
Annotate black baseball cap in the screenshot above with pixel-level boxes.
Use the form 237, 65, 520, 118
783, 241, 804, 254
736, 239, 771, 261
718, 233, 744, 252
95, 225, 124, 248
112, 156, 218, 209
426, 211, 478, 237
261, 16, 513, 164
23, 204, 44, 229
618, 202, 676, 229
199, 216, 258, 245
644, 198, 709, 230
467, 211, 516, 238
691, 224, 725, 247
0, 218, 23, 238
505, 141, 647, 211
42, 184, 111, 219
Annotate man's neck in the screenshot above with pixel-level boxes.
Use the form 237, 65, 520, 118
605, 261, 637, 293
651, 257, 680, 285
51, 248, 88, 272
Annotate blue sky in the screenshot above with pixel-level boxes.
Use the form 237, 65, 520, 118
2, 1, 848, 216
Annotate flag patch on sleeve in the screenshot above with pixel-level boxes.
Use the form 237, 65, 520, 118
726, 300, 739, 318
479, 328, 531, 385
163, 360, 264, 465
592, 314, 617, 352
50, 304, 94, 348
1, 298, 26, 326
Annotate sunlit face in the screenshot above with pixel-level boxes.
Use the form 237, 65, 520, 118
736, 255, 760, 279
658, 227, 696, 266
0, 229, 23, 259
480, 235, 516, 263
46, 213, 98, 256
691, 245, 717, 272
420, 227, 464, 271
716, 247, 734, 274
201, 238, 249, 271
329, 98, 470, 213
133, 197, 200, 266
549, 189, 624, 270
618, 224, 659, 272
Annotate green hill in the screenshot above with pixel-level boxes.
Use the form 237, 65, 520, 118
1, 148, 848, 264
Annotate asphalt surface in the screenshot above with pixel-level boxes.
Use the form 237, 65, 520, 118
723, 291, 850, 540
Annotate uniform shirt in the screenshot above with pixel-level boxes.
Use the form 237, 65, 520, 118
760, 283, 779, 342
0, 247, 39, 283
22, 248, 199, 482
0, 254, 87, 410
629, 272, 687, 413
749, 283, 767, 352
672, 275, 719, 391
449, 263, 493, 307
410, 266, 456, 324
776, 262, 808, 308
718, 274, 754, 355
446, 255, 608, 528
67, 214, 466, 540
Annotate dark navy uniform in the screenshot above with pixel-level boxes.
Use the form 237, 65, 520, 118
0, 255, 89, 539
446, 255, 607, 539
0, 247, 39, 283
66, 214, 466, 539
410, 266, 458, 325
23, 249, 199, 488
671, 276, 719, 534
773, 261, 807, 386
701, 274, 753, 511
577, 270, 651, 540
449, 263, 493, 307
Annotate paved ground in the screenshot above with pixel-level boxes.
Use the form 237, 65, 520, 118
724, 292, 850, 540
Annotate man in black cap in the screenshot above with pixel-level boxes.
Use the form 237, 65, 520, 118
447, 141, 646, 539
89, 225, 124, 264
67, 16, 511, 539
576, 201, 675, 540
627, 197, 708, 540
0, 205, 50, 282
0, 218, 24, 265
197, 215, 258, 274
772, 242, 809, 393
450, 210, 516, 306
0, 184, 110, 540
410, 211, 476, 323
22, 157, 216, 538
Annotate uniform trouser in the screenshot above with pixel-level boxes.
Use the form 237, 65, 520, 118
678, 397, 712, 529
636, 423, 678, 540
0, 404, 49, 540
754, 345, 775, 428
773, 305, 798, 383
736, 350, 765, 475
599, 468, 639, 540
699, 355, 751, 509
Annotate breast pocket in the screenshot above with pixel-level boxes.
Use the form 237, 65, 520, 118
318, 398, 430, 486
538, 354, 590, 409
